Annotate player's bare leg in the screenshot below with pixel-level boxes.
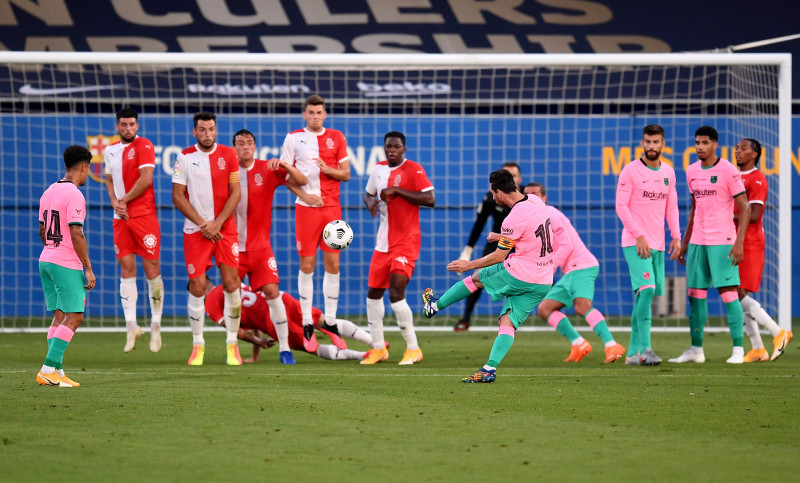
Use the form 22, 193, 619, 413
143, 258, 163, 352
298, 254, 319, 352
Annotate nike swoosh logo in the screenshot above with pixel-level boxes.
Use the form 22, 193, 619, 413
19, 84, 124, 96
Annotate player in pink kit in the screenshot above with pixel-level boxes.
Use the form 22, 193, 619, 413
36, 145, 96, 387
526, 183, 626, 364
172, 112, 243, 366
423, 169, 554, 383
615, 124, 682, 366
205, 284, 373, 362
732, 138, 792, 362
281, 95, 350, 353
103, 108, 165, 354
361, 131, 435, 365
233, 128, 311, 365
671, 126, 750, 364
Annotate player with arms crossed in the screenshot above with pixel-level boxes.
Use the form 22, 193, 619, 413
732, 138, 792, 362
670, 126, 749, 364
172, 112, 243, 366
233, 128, 310, 365
104, 108, 165, 353
36, 145, 96, 387
281, 95, 350, 352
615, 124, 681, 365
423, 169, 555, 383
526, 183, 626, 364
205, 283, 373, 362
361, 131, 435, 365
452, 162, 522, 332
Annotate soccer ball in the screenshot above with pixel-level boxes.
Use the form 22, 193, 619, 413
323, 220, 354, 250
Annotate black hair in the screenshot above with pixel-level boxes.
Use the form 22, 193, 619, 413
193, 111, 216, 127
63, 145, 92, 170
384, 131, 406, 146
116, 108, 138, 121
490, 169, 518, 194
502, 161, 520, 171
744, 138, 762, 166
526, 181, 546, 196
233, 129, 256, 145
643, 124, 665, 137
695, 126, 718, 142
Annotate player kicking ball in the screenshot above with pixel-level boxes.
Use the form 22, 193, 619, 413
423, 169, 555, 383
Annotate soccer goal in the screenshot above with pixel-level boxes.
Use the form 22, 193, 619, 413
0, 52, 791, 332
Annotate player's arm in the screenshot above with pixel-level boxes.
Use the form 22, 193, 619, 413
38, 221, 46, 245
364, 191, 379, 218
729, 193, 750, 266
666, 174, 682, 260
379, 187, 435, 207
316, 158, 350, 182
614, 171, 649, 258
448, 238, 510, 272
286, 181, 323, 206
69, 224, 95, 290
678, 195, 696, 266
104, 175, 128, 220
172, 182, 206, 227
120, 166, 154, 206
267, 158, 308, 186
202, 177, 241, 241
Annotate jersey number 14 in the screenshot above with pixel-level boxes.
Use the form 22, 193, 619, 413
43, 210, 63, 246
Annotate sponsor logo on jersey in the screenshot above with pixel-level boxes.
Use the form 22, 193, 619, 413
693, 189, 717, 198
642, 190, 668, 200
254, 173, 263, 186
217, 157, 226, 170
143, 233, 157, 249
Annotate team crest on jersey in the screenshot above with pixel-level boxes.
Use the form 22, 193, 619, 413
254, 173, 263, 186
710, 176, 717, 183
188, 264, 195, 275
128, 148, 136, 159
664, 178, 669, 186
326, 138, 334, 149
143, 233, 157, 249
394, 174, 402, 186
217, 157, 226, 170
231, 243, 239, 257
268, 257, 278, 271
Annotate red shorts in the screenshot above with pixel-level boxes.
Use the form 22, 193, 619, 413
295, 204, 341, 257
282, 293, 323, 352
739, 246, 764, 293
113, 214, 161, 260
183, 226, 239, 279
367, 249, 416, 289
238, 246, 279, 289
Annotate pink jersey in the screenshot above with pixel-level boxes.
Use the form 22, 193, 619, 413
734, 168, 768, 250
172, 144, 239, 235
365, 159, 433, 254
38, 181, 86, 270
236, 160, 288, 252
280, 128, 348, 208
686, 158, 746, 245
547, 206, 598, 273
103, 136, 157, 219
497, 195, 554, 284
615, 159, 680, 251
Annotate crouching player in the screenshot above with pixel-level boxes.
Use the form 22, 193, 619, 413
205, 283, 372, 361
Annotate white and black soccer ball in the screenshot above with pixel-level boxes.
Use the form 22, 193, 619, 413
322, 220, 354, 250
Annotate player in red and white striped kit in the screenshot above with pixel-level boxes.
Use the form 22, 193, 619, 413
232, 128, 311, 365
104, 108, 164, 354
172, 112, 243, 366
281, 95, 350, 352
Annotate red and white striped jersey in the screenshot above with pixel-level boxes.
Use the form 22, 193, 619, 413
104, 136, 157, 219
280, 127, 348, 208
365, 159, 433, 254
172, 143, 239, 234
236, 160, 288, 252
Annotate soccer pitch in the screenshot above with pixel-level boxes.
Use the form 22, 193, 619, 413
1, 331, 798, 482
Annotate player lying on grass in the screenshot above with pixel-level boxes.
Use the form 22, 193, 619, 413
205, 282, 372, 361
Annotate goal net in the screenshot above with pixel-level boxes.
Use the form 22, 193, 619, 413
0, 52, 791, 332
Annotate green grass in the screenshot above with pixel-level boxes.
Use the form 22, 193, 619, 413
1, 331, 798, 482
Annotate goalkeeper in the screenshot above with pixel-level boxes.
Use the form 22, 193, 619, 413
453, 162, 522, 332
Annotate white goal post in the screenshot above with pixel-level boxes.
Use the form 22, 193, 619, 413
0, 52, 791, 331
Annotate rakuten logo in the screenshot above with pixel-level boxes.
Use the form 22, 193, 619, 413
357, 82, 451, 97
187, 83, 310, 95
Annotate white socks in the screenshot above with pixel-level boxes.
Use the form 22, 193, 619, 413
188, 294, 206, 346
743, 315, 764, 350
298, 270, 314, 326
223, 290, 242, 345
335, 318, 373, 345
366, 297, 385, 350
323, 271, 340, 328
147, 275, 164, 328
120, 277, 138, 330
316, 345, 366, 360
267, 296, 290, 352
391, 299, 418, 351
740, 295, 781, 337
